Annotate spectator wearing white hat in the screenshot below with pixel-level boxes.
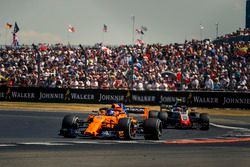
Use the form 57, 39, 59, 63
191, 75, 199, 90
205, 75, 214, 90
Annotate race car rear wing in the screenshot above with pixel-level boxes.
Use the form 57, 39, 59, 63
126, 107, 148, 114
126, 107, 150, 120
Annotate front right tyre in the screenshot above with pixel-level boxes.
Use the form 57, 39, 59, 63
60, 114, 79, 138
199, 113, 209, 130
158, 112, 168, 128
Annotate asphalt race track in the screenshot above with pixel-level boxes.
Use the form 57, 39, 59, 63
0, 109, 250, 167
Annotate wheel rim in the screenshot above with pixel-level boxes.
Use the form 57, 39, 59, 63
158, 121, 163, 137
129, 123, 136, 138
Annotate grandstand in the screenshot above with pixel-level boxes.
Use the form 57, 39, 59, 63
0, 37, 249, 92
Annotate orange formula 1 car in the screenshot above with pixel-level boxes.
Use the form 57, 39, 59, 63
59, 103, 162, 140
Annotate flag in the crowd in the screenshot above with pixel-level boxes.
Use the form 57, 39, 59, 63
12, 33, 19, 47
68, 25, 76, 32
0, 74, 8, 81
101, 46, 112, 55
5, 23, 12, 29
39, 44, 48, 51
200, 24, 204, 30
13, 22, 19, 33
136, 39, 144, 45
238, 45, 248, 55
103, 24, 107, 32
136, 29, 144, 35
141, 26, 147, 32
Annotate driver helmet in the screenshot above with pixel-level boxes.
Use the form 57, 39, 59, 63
111, 103, 119, 109
117, 103, 123, 108
118, 103, 128, 115
176, 107, 182, 111
106, 109, 114, 116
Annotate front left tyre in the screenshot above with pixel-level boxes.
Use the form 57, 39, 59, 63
117, 118, 136, 140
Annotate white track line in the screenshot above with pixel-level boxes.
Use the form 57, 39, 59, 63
0, 144, 16, 147
150, 140, 166, 143
19, 142, 73, 146
210, 123, 250, 131
234, 134, 250, 137
65, 141, 99, 144
115, 141, 139, 144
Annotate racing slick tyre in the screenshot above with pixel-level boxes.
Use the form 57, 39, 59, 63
158, 112, 168, 128
60, 115, 79, 138
143, 118, 162, 140
199, 113, 210, 130
148, 110, 159, 118
189, 112, 200, 118
189, 112, 200, 123
117, 118, 135, 140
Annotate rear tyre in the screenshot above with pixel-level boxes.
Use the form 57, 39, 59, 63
148, 110, 159, 118
158, 112, 168, 128
199, 113, 209, 130
143, 118, 162, 140
60, 115, 79, 138
118, 118, 135, 140
189, 112, 200, 118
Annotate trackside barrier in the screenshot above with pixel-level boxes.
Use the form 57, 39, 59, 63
0, 87, 249, 109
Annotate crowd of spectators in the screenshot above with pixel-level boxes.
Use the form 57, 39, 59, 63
216, 27, 250, 40
0, 38, 249, 92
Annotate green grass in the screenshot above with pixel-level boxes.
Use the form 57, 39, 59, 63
0, 101, 250, 116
